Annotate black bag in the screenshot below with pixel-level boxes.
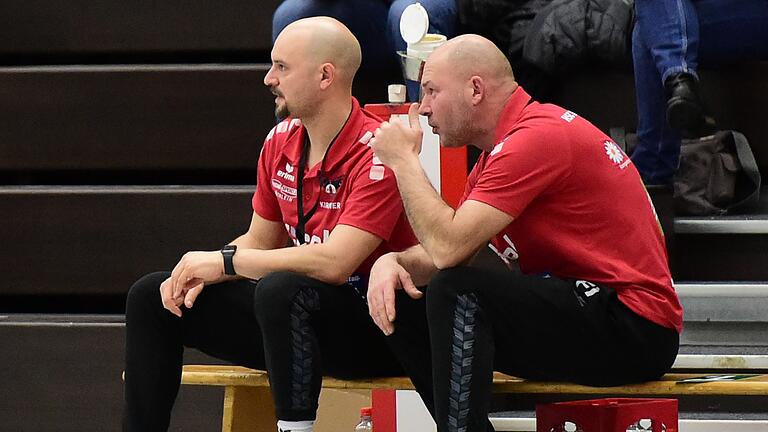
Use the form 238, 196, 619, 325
673, 130, 761, 216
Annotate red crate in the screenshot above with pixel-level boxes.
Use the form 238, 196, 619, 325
536, 398, 678, 432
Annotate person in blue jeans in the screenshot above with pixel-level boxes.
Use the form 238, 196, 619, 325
272, 0, 458, 100
630, 0, 768, 185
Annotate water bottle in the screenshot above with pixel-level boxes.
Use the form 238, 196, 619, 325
354, 407, 373, 432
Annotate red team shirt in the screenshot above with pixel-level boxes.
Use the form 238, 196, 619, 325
462, 88, 683, 332
252, 98, 417, 290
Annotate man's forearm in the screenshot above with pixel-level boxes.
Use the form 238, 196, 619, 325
391, 156, 459, 262
393, 245, 438, 286
233, 244, 349, 285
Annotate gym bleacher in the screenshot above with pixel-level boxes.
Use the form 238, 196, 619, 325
0, 2, 766, 431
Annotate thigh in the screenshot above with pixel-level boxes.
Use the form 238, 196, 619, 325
458, 269, 663, 384
180, 278, 266, 369
312, 284, 405, 378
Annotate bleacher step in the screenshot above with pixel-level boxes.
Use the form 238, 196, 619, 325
0, 185, 253, 300
675, 217, 768, 234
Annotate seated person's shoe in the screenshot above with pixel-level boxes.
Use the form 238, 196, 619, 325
665, 73, 716, 138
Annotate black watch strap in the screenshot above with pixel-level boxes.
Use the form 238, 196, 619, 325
221, 244, 238, 276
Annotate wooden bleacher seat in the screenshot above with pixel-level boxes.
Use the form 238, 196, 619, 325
180, 364, 768, 432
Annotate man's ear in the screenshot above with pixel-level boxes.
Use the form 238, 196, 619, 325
319, 63, 335, 90
470, 76, 485, 105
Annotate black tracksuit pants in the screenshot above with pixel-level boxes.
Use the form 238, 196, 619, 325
123, 270, 433, 431
423, 266, 680, 432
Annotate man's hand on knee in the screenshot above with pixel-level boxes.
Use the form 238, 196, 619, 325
367, 253, 422, 336
159, 277, 185, 317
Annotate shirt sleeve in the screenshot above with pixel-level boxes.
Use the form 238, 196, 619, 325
467, 126, 572, 218
337, 163, 405, 241
251, 133, 283, 222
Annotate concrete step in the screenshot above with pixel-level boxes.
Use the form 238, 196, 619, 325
676, 282, 768, 348
677, 283, 768, 322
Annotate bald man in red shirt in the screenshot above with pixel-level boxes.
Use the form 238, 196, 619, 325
123, 18, 432, 432
369, 34, 682, 432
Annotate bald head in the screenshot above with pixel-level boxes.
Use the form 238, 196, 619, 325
277, 17, 362, 85
429, 34, 514, 84
417, 34, 518, 151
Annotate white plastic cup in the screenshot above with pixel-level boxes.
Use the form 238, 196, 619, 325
406, 33, 447, 61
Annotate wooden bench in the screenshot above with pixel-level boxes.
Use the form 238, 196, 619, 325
181, 364, 768, 432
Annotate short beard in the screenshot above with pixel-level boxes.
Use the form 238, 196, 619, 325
275, 101, 291, 119
440, 119, 474, 149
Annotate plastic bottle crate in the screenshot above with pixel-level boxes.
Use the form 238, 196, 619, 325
536, 398, 678, 432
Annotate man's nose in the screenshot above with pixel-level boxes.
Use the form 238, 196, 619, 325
264, 69, 276, 87
418, 102, 430, 116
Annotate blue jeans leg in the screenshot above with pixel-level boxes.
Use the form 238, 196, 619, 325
631, 24, 682, 184
634, 0, 700, 82
631, 0, 768, 183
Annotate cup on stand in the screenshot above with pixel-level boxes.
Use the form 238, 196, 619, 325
397, 3, 446, 101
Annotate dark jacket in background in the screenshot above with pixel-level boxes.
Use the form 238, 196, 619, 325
458, 0, 555, 99
458, 0, 634, 99
523, 0, 634, 75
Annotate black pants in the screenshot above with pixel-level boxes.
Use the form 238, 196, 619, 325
424, 267, 680, 432
123, 271, 433, 431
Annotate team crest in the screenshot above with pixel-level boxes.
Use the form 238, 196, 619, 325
322, 176, 343, 194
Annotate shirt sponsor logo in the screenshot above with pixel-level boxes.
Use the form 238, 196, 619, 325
285, 224, 331, 245
277, 163, 295, 182
561, 111, 577, 122
604, 140, 631, 169
271, 178, 297, 202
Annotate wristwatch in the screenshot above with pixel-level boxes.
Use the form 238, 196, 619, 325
221, 244, 238, 276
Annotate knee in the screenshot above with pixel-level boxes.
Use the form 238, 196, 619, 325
425, 267, 477, 314
126, 271, 168, 316
253, 271, 315, 319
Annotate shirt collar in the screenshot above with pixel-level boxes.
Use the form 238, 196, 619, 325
493, 86, 532, 144
280, 97, 365, 174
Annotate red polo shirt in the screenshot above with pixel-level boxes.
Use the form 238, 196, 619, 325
462, 87, 683, 332
252, 98, 417, 289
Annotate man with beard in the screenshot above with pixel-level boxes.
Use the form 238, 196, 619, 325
123, 17, 432, 432
368, 34, 682, 431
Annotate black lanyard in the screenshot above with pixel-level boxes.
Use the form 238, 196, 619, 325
295, 134, 319, 244
295, 128, 344, 244
294, 110, 352, 244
